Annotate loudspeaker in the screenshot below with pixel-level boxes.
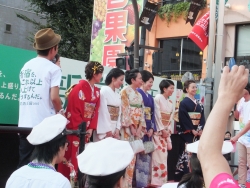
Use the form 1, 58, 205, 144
152, 51, 162, 75
116, 57, 126, 70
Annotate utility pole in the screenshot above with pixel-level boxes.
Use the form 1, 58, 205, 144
204, 0, 217, 119
131, 0, 140, 69
213, 0, 225, 105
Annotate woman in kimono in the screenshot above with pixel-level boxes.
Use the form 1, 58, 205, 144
151, 79, 174, 186
135, 70, 157, 187
175, 80, 205, 182
93, 68, 125, 141
58, 61, 104, 182
120, 69, 146, 188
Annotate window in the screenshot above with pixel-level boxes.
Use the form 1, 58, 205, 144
159, 38, 202, 77
5, 23, 12, 34
235, 24, 250, 69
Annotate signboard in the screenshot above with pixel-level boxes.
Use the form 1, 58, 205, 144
0, 45, 36, 125
89, 0, 144, 67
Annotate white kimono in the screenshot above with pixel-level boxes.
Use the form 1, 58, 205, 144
94, 86, 121, 141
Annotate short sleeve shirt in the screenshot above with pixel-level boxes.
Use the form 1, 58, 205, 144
18, 57, 61, 128
210, 173, 239, 188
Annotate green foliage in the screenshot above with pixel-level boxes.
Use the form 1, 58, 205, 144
17, 0, 94, 61
158, 0, 207, 25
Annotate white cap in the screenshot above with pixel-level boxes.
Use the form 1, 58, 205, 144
77, 137, 134, 176
27, 114, 67, 145
186, 140, 234, 154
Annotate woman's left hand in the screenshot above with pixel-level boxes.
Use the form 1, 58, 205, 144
198, 130, 203, 136
113, 128, 120, 139
147, 129, 154, 138
136, 126, 142, 137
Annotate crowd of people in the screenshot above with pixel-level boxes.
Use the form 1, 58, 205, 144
5, 28, 250, 188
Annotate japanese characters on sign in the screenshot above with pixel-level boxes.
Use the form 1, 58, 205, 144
186, 0, 203, 26
19, 69, 43, 105
0, 70, 19, 101
90, 0, 143, 67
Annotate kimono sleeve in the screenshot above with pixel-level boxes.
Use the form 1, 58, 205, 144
66, 85, 86, 128
200, 104, 205, 129
179, 101, 194, 131
120, 89, 131, 127
150, 96, 157, 132
139, 101, 146, 128
96, 89, 112, 134
154, 96, 165, 131
88, 92, 100, 130
116, 104, 122, 130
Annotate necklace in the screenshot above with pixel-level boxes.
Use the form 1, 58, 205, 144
28, 162, 56, 171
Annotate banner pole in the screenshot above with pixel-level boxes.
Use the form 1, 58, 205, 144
131, 0, 140, 69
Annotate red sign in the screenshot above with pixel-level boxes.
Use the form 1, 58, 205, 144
188, 12, 209, 50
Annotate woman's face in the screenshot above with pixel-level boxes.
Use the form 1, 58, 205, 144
93, 73, 103, 84
113, 75, 124, 89
56, 57, 61, 68
143, 78, 154, 91
131, 73, 143, 88
186, 83, 197, 96
56, 142, 68, 164
164, 85, 174, 97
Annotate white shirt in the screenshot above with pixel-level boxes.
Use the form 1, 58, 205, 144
18, 57, 61, 128
237, 97, 250, 147
94, 86, 121, 141
6, 165, 71, 188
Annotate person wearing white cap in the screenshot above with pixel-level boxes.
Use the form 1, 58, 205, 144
6, 114, 71, 188
161, 140, 234, 188
77, 137, 134, 188
198, 66, 248, 188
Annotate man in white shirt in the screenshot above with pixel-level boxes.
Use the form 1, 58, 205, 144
17, 28, 64, 168
231, 83, 250, 188
6, 115, 71, 188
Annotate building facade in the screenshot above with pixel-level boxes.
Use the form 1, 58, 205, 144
144, 0, 209, 80
0, 0, 46, 50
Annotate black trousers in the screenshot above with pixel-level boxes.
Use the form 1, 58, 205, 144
17, 134, 35, 169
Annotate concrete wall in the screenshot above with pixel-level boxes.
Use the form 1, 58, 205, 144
0, 0, 46, 50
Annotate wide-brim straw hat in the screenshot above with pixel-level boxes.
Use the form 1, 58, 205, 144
33, 28, 61, 50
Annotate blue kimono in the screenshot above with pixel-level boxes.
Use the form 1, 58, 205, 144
134, 88, 156, 187
175, 97, 205, 181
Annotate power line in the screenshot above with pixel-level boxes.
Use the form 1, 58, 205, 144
0, 3, 45, 16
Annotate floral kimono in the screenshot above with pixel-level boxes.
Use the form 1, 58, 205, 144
151, 94, 173, 186
134, 88, 157, 187
120, 85, 146, 188
58, 80, 100, 182
175, 97, 205, 181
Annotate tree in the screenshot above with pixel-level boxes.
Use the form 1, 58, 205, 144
17, 0, 94, 61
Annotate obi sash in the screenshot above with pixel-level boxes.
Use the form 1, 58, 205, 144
144, 107, 151, 120
84, 102, 96, 119
161, 112, 171, 126
188, 112, 201, 126
107, 105, 119, 121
